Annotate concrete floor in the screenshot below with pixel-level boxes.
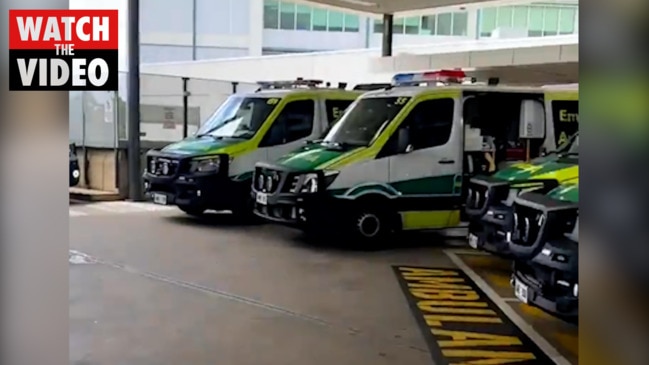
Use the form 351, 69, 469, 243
70, 207, 467, 365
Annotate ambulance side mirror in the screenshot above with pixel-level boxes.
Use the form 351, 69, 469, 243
519, 100, 545, 139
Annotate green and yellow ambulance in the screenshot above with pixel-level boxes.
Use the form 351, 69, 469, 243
465, 131, 579, 257
509, 181, 579, 322
251, 70, 577, 245
143, 79, 374, 217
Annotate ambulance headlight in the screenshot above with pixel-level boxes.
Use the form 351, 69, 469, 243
191, 156, 221, 173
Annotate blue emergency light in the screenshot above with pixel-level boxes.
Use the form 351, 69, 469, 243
392, 69, 468, 86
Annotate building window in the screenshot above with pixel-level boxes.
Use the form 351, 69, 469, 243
512, 5, 529, 29
497, 6, 513, 28
558, 7, 576, 34
312, 8, 327, 31
373, 18, 383, 33
528, 6, 544, 37
542, 7, 560, 36
404, 16, 420, 34
479, 8, 497, 37
263, 0, 280, 29
344, 14, 359, 32
328, 11, 344, 32
436, 13, 452, 35
452, 12, 468, 35
296, 4, 311, 30
395, 18, 407, 34
279, 2, 295, 30
420, 15, 436, 35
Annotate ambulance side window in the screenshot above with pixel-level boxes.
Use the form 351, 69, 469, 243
325, 99, 353, 126
260, 99, 315, 146
380, 98, 454, 157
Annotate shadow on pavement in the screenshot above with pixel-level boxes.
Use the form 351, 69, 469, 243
287, 230, 464, 253
162, 211, 265, 228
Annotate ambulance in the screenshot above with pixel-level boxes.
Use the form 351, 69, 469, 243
251, 70, 577, 245
143, 79, 378, 217
509, 181, 579, 322
466, 131, 579, 257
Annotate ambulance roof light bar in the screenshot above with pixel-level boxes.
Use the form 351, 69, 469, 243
392, 69, 471, 87
256, 77, 324, 90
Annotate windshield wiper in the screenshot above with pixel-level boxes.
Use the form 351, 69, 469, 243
195, 116, 241, 138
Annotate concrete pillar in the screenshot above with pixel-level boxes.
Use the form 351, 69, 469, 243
381, 14, 393, 57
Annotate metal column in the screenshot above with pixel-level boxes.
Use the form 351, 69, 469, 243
381, 14, 393, 57
127, 0, 143, 201
182, 77, 189, 138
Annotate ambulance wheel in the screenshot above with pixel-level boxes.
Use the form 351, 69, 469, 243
348, 208, 391, 249
178, 204, 206, 217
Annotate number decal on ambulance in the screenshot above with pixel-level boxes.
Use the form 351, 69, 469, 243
267, 98, 279, 105
394, 97, 410, 105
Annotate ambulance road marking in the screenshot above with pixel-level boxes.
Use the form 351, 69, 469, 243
445, 250, 571, 365
393, 265, 564, 365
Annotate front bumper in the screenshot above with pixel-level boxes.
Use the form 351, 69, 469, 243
465, 177, 562, 257
251, 163, 335, 226
512, 237, 578, 320
144, 172, 235, 208
468, 204, 514, 256
507, 192, 578, 260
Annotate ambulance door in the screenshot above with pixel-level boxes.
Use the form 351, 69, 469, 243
384, 94, 463, 229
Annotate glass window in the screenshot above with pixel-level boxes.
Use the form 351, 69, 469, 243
312, 8, 327, 31
528, 6, 544, 36
543, 7, 560, 36
279, 2, 296, 30
324, 99, 354, 126
261, 100, 315, 146
393, 17, 405, 34
344, 14, 360, 32
512, 6, 529, 29
479, 8, 497, 37
420, 15, 436, 35
404, 16, 420, 34
263, 0, 280, 29
323, 97, 410, 147
373, 18, 383, 33
452, 12, 468, 35
296, 4, 311, 31
328, 11, 344, 32
436, 13, 453, 35
497, 6, 513, 28
396, 98, 454, 151
558, 7, 576, 34
197, 96, 279, 140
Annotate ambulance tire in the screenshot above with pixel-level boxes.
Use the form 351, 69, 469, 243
178, 204, 206, 217
347, 206, 393, 249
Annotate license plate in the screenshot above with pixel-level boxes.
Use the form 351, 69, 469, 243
514, 279, 529, 304
256, 192, 268, 205
152, 193, 167, 205
468, 233, 479, 249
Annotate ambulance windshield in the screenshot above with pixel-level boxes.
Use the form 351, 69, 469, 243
322, 97, 409, 147
196, 96, 279, 139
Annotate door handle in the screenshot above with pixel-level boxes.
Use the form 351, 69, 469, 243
438, 159, 455, 164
